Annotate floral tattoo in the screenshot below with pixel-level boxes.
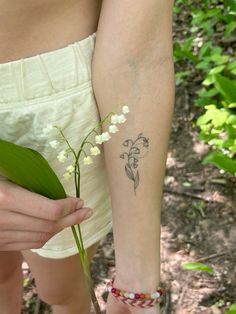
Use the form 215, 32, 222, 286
120, 133, 149, 195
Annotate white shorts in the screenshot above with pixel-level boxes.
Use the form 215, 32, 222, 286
0, 32, 112, 259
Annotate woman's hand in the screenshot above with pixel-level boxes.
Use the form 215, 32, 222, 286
106, 292, 161, 314
0, 180, 92, 251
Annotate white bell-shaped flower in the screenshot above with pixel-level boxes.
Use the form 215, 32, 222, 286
122, 105, 130, 114
90, 146, 101, 156
84, 156, 93, 165
109, 125, 119, 133
57, 150, 67, 163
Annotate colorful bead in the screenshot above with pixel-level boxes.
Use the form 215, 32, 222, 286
151, 292, 160, 299
124, 292, 130, 298
145, 293, 151, 299
129, 293, 135, 299
107, 277, 165, 309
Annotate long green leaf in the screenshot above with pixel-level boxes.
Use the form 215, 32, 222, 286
213, 74, 236, 103
0, 139, 66, 199
181, 262, 213, 273
203, 151, 236, 175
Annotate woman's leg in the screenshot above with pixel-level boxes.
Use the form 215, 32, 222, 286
0, 251, 23, 314
22, 241, 100, 314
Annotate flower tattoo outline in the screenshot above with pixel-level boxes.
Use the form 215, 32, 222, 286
120, 132, 149, 195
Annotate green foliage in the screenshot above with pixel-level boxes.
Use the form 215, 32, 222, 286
0, 139, 66, 199
174, 0, 236, 175
181, 262, 213, 273
197, 102, 236, 174
225, 304, 236, 314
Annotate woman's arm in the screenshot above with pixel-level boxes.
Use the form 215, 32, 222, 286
92, 0, 174, 303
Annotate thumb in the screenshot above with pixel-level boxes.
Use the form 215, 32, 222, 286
56, 207, 93, 230
54, 196, 84, 218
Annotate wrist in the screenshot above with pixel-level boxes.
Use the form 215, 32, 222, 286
115, 257, 160, 291
107, 276, 164, 313
114, 273, 160, 292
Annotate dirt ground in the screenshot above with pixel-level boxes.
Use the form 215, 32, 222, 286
22, 82, 236, 313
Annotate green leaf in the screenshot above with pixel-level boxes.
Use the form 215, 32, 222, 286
213, 74, 236, 103
210, 54, 229, 65
212, 110, 229, 127
202, 75, 214, 86
225, 304, 236, 314
206, 8, 221, 17
196, 61, 211, 70
224, 0, 236, 11
199, 41, 212, 58
209, 65, 225, 75
203, 151, 236, 175
231, 68, 236, 76
227, 61, 236, 71
198, 88, 219, 98
226, 114, 236, 126
224, 21, 236, 37
0, 139, 66, 199
183, 37, 194, 51
181, 262, 213, 273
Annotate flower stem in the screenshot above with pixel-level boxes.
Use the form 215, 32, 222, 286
71, 153, 101, 313
70, 225, 102, 314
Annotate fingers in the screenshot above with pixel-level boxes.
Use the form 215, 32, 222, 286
0, 211, 56, 233
0, 230, 53, 244
0, 181, 84, 221
56, 207, 93, 231
0, 208, 93, 251
0, 181, 94, 252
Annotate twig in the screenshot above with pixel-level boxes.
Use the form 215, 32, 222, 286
195, 251, 230, 263
164, 187, 212, 202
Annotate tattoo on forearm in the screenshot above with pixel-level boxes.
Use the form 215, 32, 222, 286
120, 133, 149, 195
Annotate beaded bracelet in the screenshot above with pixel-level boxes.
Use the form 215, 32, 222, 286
107, 277, 165, 309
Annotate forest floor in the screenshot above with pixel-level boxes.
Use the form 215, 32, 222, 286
22, 82, 236, 314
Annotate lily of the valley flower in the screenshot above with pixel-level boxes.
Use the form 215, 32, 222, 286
95, 132, 111, 145
122, 105, 130, 114
57, 150, 67, 163
110, 114, 126, 124
95, 135, 103, 145
49, 140, 59, 149
84, 156, 93, 165
66, 165, 75, 173
117, 114, 127, 123
109, 124, 119, 133
63, 172, 72, 181
90, 146, 101, 156
101, 132, 111, 142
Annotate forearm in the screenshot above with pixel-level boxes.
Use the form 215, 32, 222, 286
92, 54, 175, 290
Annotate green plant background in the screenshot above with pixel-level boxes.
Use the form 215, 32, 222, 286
174, 0, 236, 177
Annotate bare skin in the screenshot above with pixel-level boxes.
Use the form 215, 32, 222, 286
0, 0, 102, 63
